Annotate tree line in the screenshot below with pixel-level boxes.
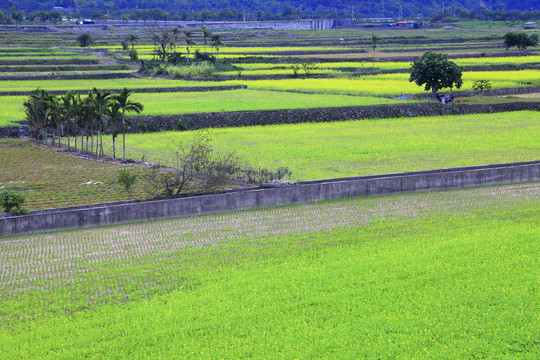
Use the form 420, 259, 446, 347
24, 88, 144, 159
1, 0, 537, 23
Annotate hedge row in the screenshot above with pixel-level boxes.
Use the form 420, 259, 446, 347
124, 101, 540, 134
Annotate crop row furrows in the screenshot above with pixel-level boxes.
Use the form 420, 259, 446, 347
0, 183, 538, 296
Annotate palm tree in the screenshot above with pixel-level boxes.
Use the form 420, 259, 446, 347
202, 26, 211, 52
184, 30, 195, 62
44, 94, 61, 147
105, 101, 123, 158
371, 34, 380, 71
128, 34, 139, 52
211, 34, 223, 58
60, 91, 76, 150
23, 89, 49, 142
90, 88, 112, 157
114, 88, 144, 159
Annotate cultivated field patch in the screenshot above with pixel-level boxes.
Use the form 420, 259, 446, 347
108, 111, 540, 180
0, 183, 538, 358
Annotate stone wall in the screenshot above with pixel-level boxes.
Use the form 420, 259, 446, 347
0, 127, 20, 138
1, 161, 538, 237
127, 102, 539, 133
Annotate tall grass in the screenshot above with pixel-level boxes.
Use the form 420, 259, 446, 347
155, 61, 216, 79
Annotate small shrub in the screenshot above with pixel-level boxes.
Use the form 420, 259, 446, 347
138, 120, 148, 133
129, 48, 138, 61
117, 169, 138, 196
174, 119, 188, 131
195, 50, 216, 63
290, 64, 301, 77
148, 119, 158, 132
0, 188, 29, 216
301, 62, 318, 75
77, 33, 94, 48
472, 80, 492, 100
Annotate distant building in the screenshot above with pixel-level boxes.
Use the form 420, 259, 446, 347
523, 22, 537, 29
383, 21, 420, 29
394, 21, 419, 29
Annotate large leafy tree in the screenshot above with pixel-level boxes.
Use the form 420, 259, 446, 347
503, 32, 538, 51
409, 52, 463, 98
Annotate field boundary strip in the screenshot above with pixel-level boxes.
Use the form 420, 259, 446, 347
0, 85, 248, 97
123, 101, 539, 133
1, 160, 538, 237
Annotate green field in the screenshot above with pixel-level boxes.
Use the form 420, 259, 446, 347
0, 78, 234, 92
0, 183, 538, 358
0, 96, 25, 127
0, 139, 148, 209
234, 56, 540, 71
0, 69, 536, 97
106, 111, 540, 180
0, 90, 414, 125
233, 70, 540, 96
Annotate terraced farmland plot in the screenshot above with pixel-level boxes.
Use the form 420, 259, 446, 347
234, 56, 540, 71
0, 183, 538, 358
0, 96, 24, 127
234, 70, 540, 96
0, 78, 238, 92
107, 111, 540, 180
0, 139, 148, 210
0, 90, 414, 125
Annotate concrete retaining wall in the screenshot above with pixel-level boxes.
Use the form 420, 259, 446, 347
1, 161, 538, 237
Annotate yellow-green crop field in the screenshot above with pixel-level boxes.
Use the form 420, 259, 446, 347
104, 111, 540, 180
0, 96, 25, 126
234, 70, 540, 95
0, 78, 234, 92
0, 90, 415, 125
234, 55, 540, 71
1, 183, 538, 358
98, 45, 362, 53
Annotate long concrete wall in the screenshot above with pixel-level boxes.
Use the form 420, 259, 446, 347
1, 161, 538, 238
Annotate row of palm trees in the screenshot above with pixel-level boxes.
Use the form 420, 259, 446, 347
23, 88, 144, 159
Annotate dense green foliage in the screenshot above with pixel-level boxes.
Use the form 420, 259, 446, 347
409, 52, 463, 97
503, 32, 539, 50
0, 0, 538, 20
0, 188, 28, 215
0, 183, 538, 358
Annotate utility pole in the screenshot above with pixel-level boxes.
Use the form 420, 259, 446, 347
399, 4, 403, 19
243, 9, 246, 22
382, 0, 385, 17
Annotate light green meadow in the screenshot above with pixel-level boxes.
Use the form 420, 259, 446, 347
106, 111, 540, 180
